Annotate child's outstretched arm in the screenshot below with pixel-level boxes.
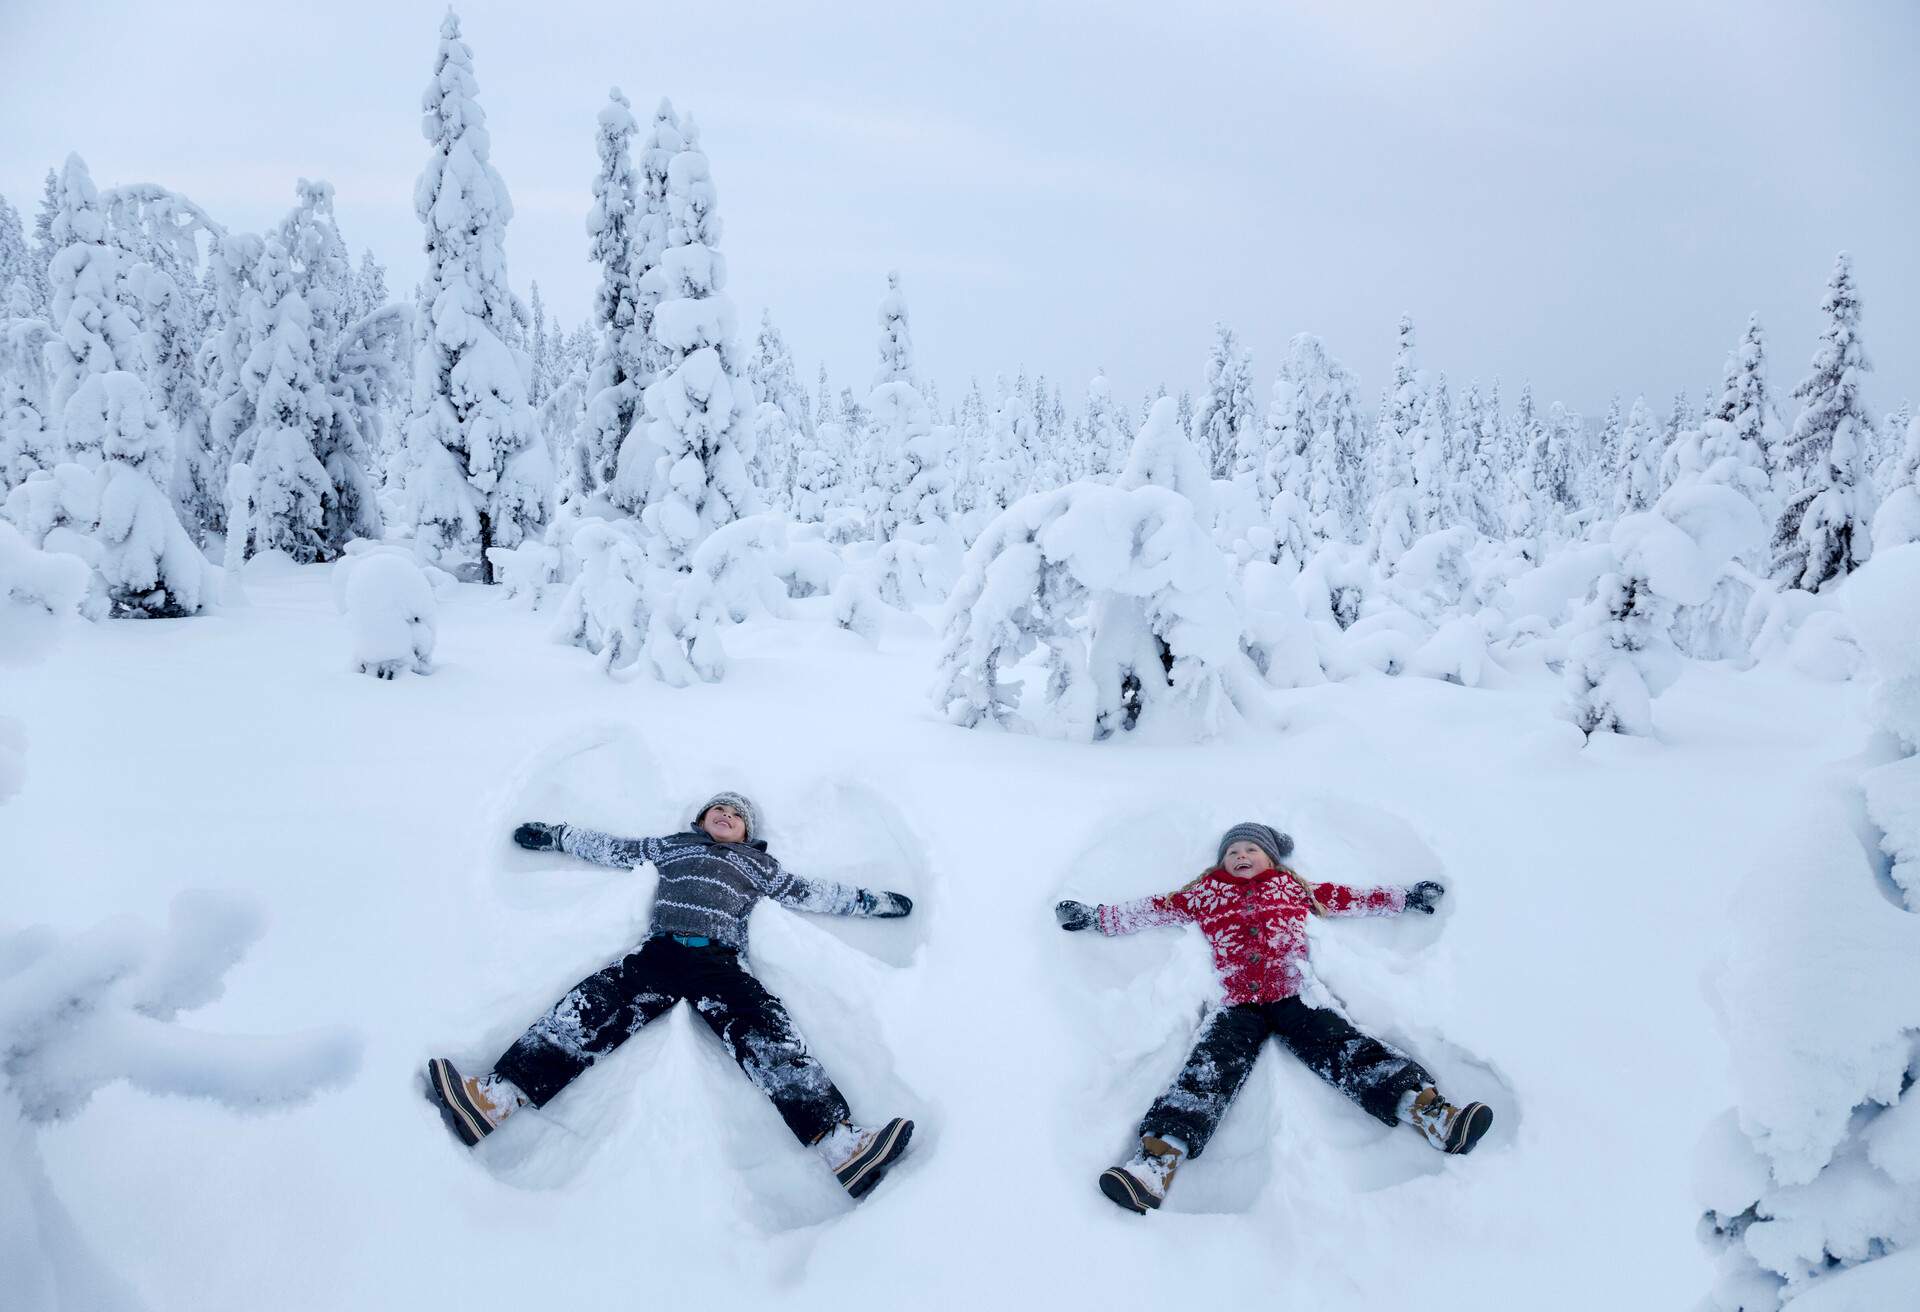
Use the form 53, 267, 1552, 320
1310, 878, 1445, 917
762, 858, 913, 919
512, 821, 664, 870
1056, 894, 1191, 935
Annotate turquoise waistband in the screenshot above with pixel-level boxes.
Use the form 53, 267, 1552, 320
669, 933, 712, 948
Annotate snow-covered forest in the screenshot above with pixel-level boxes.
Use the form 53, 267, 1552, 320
3, 6, 1917, 1310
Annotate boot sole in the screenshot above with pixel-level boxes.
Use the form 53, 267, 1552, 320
839, 1118, 914, 1199
1098, 1167, 1160, 1214
425, 1058, 491, 1148
1445, 1102, 1493, 1155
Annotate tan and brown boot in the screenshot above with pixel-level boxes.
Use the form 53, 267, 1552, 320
425, 1058, 524, 1147
1099, 1135, 1183, 1213
1406, 1086, 1493, 1155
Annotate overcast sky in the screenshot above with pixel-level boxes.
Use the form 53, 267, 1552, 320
3, 0, 1915, 419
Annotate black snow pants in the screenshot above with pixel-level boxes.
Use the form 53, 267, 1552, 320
492, 934, 851, 1146
1139, 996, 1431, 1157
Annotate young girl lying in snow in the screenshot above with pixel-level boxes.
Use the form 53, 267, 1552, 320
425, 791, 918, 1200
1057, 821, 1493, 1214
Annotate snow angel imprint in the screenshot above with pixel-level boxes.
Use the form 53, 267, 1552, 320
1057, 822, 1494, 1214
425, 792, 917, 1200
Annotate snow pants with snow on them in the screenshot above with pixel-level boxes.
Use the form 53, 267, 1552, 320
491, 933, 852, 1146
1139, 997, 1432, 1157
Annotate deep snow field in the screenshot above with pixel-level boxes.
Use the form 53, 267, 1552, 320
2, 554, 1868, 1310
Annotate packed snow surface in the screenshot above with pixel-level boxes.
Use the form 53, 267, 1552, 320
0, 563, 1877, 1309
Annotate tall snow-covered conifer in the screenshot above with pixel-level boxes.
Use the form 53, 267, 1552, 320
1773, 253, 1874, 592
579, 88, 643, 500
405, 11, 550, 582
632, 118, 756, 567
1193, 325, 1255, 478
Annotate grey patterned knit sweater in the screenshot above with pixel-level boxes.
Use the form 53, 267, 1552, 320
557, 825, 879, 951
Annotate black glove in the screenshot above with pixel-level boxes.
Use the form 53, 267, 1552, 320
1055, 900, 1096, 932
513, 821, 565, 852
858, 890, 913, 918
1405, 880, 1445, 914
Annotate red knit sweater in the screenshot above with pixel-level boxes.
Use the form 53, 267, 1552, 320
1097, 867, 1407, 1006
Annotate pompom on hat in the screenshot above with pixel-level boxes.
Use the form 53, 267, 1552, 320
1216, 822, 1293, 869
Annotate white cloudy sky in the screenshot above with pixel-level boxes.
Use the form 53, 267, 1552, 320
3, 0, 1915, 419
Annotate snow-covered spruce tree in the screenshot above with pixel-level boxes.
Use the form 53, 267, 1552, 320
1772, 253, 1874, 593
1, 280, 56, 491
977, 374, 1037, 520
606, 97, 685, 516
579, 88, 644, 500
1081, 371, 1125, 482
1874, 402, 1911, 491
405, 11, 550, 582
933, 397, 1267, 741
864, 274, 955, 600
746, 309, 807, 507
0, 196, 33, 317
1612, 396, 1660, 516
1193, 325, 1254, 478
235, 236, 332, 562
41, 155, 154, 449
195, 230, 265, 536
1871, 413, 1920, 550
628, 119, 757, 569
27, 169, 58, 311
1538, 401, 1580, 530
1503, 383, 1546, 540
1449, 380, 1501, 536
1412, 376, 1452, 531
0, 894, 360, 1309
65, 370, 210, 616
525, 278, 549, 407
1257, 372, 1314, 571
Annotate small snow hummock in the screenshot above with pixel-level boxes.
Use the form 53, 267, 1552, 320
337, 550, 437, 679
0, 894, 360, 1308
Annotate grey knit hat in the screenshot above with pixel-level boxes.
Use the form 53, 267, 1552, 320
695, 791, 760, 841
1217, 822, 1293, 868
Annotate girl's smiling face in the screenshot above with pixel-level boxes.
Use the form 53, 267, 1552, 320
1221, 840, 1275, 879
700, 802, 747, 843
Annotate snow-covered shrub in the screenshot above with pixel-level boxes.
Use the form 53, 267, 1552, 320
338, 551, 437, 679
1853, 545, 1920, 908
1563, 483, 1763, 737
1699, 805, 1920, 1311
932, 481, 1270, 741
0, 894, 361, 1310
1872, 413, 1920, 552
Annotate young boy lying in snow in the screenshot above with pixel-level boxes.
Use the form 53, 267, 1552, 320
1057, 822, 1493, 1214
425, 791, 918, 1200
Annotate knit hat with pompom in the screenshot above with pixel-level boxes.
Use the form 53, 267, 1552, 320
1216, 822, 1293, 868
695, 792, 760, 842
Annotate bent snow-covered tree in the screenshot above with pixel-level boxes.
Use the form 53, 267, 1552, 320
937, 398, 1266, 741
405, 11, 550, 582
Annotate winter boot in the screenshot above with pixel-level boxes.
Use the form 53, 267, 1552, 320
817, 1118, 915, 1199
425, 1058, 524, 1147
1099, 1135, 1183, 1214
1405, 1086, 1493, 1155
